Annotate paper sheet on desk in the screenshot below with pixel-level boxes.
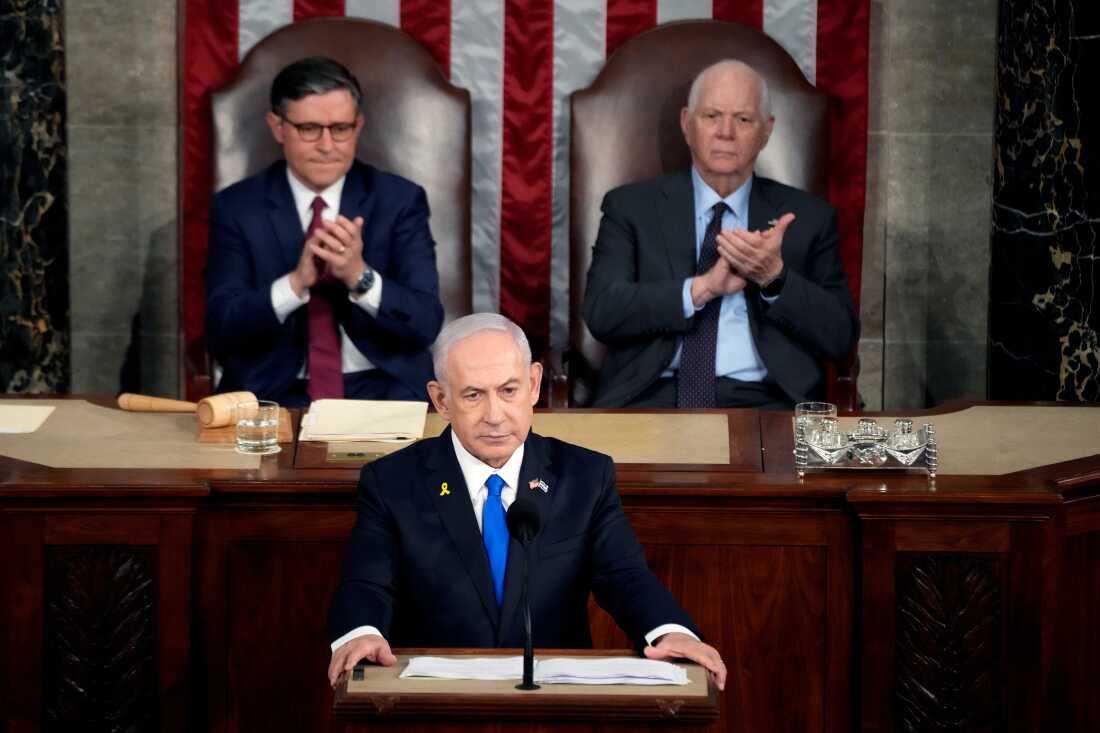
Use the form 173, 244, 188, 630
400, 656, 687, 685
0, 405, 55, 433
300, 399, 428, 442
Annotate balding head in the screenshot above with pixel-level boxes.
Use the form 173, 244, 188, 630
687, 60, 772, 119
680, 59, 775, 197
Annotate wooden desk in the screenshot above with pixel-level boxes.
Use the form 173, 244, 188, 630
1, 401, 1099, 732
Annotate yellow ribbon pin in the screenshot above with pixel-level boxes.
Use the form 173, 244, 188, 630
439, 482, 450, 496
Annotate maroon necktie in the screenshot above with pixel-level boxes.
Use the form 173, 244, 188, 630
677, 202, 728, 408
306, 196, 344, 401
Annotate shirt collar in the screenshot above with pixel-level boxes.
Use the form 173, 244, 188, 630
691, 167, 752, 227
449, 430, 525, 500
285, 167, 345, 228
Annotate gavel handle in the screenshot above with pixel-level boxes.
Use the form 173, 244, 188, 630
117, 393, 198, 413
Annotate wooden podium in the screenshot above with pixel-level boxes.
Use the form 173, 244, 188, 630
333, 650, 720, 731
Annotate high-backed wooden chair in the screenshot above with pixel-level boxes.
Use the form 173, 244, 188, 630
559, 20, 857, 410
186, 18, 471, 399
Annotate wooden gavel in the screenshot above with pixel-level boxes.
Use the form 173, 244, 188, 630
117, 391, 259, 428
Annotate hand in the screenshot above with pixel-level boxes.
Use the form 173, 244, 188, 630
305, 215, 368, 291
327, 634, 397, 688
645, 632, 727, 691
716, 212, 795, 286
690, 256, 746, 309
288, 234, 321, 296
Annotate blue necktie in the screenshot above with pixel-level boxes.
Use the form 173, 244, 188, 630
482, 474, 509, 607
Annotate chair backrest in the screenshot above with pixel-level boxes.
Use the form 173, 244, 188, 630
569, 20, 829, 405
211, 17, 472, 321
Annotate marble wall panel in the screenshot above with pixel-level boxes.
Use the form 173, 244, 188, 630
1, 1, 70, 393
989, 0, 1100, 401
65, 0, 178, 396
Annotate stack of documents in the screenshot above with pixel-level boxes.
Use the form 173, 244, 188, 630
400, 656, 688, 686
300, 399, 428, 442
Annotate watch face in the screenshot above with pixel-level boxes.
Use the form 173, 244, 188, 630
355, 269, 374, 294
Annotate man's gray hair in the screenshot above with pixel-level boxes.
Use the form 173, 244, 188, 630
686, 59, 772, 119
431, 313, 533, 387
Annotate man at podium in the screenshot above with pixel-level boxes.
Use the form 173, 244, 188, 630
328, 314, 726, 690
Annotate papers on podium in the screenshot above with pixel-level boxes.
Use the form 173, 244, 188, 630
400, 656, 688, 686
300, 399, 428, 442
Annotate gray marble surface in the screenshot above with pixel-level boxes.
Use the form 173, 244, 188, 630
66, 0, 178, 396
860, 0, 996, 410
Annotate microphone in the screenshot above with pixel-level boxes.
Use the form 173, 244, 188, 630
506, 496, 542, 690
506, 496, 541, 545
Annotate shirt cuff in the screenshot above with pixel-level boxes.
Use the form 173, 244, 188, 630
681, 278, 697, 318
330, 625, 384, 653
271, 274, 308, 323
644, 623, 699, 646
760, 290, 780, 304
348, 271, 383, 318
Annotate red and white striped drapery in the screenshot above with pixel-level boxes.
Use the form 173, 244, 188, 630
182, 0, 868, 360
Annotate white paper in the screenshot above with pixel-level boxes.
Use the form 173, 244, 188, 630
0, 405, 55, 433
535, 657, 688, 685
400, 656, 523, 681
300, 399, 428, 442
399, 656, 687, 686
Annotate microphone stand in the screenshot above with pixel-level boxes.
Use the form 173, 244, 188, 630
516, 531, 539, 690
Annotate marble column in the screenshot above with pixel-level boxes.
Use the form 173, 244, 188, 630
0, 1, 70, 393
990, 0, 1100, 401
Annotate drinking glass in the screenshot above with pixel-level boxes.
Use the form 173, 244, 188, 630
794, 401, 838, 445
235, 400, 281, 455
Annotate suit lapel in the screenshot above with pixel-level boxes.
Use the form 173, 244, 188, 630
424, 428, 501, 631
659, 170, 698, 281
265, 162, 306, 271
497, 432, 558, 645
340, 161, 376, 253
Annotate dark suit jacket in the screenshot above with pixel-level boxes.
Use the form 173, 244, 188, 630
583, 170, 859, 407
329, 429, 697, 649
204, 159, 444, 404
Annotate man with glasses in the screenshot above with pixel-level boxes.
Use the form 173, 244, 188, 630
205, 56, 443, 406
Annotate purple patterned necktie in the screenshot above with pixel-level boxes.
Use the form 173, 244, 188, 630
677, 202, 729, 409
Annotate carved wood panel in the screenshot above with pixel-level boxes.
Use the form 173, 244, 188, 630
895, 553, 1005, 733
43, 545, 157, 732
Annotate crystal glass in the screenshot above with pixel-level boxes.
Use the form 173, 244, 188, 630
235, 400, 281, 455
794, 402, 838, 445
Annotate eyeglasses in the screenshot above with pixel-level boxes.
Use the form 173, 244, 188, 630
280, 116, 358, 142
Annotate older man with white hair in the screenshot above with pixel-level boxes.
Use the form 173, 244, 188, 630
328, 313, 727, 690
583, 59, 859, 409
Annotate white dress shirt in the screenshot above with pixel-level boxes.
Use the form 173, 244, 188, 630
269, 169, 384, 376
331, 434, 697, 652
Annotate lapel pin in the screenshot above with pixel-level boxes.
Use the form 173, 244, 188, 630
439, 482, 450, 497
528, 478, 549, 493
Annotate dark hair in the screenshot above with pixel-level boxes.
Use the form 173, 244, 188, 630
269, 56, 363, 116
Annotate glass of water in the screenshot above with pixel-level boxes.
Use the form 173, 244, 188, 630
235, 400, 281, 455
794, 401, 838, 445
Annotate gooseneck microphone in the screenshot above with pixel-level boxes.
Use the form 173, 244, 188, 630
506, 496, 542, 690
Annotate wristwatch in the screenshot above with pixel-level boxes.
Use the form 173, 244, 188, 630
760, 267, 786, 298
351, 266, 375, 296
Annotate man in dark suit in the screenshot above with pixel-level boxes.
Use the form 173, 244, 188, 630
327, 313, 727, 689
583, 60, 859, 409
205, 57, 443, 407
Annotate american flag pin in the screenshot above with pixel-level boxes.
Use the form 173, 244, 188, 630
528, 478, 549, 493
